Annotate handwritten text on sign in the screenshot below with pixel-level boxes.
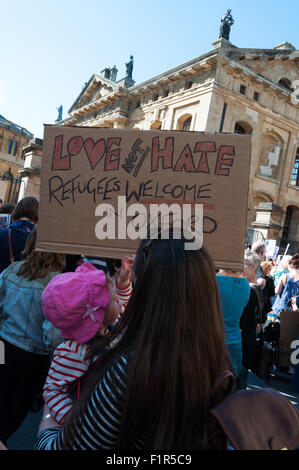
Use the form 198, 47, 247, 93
49, 134, 234, 209
37, 126, 251, 268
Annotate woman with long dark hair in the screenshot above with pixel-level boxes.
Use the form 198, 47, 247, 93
36, 231, 232, 450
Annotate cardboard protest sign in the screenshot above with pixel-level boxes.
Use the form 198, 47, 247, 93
36, 125, 251, 270
265, 239, 278, 258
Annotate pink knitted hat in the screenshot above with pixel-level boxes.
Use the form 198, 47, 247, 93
42, 262, 111, 343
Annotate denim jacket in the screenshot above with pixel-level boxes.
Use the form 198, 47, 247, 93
0, 261, 62, 355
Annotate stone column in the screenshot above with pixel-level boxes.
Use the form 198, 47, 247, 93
251, 202, 284, 240
18, 138, 43, 201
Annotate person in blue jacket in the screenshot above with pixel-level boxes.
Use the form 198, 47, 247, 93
0, 196, 38, 274
216, 268, 250, 389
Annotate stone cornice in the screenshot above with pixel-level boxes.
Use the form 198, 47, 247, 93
217, 53, 297, 101
129, 53, 217, 95
223, 44, 298, 60
64, 43, 299, 126
68, 73, 123, 114
0, 117, 33, 140
252, 221, 284, 230
18, 166, 40, 176
211, 81, 299, 131
65, 51, 218, 121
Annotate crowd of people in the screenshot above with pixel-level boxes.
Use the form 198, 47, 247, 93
0, 196, 298, 450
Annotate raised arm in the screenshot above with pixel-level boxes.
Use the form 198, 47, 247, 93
275, 273, 287, 295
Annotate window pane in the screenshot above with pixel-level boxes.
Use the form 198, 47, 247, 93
7, 139, 12, 154
234, 123, 245, 134
240, 84, 247, 95
12, 141, 18, 156
291, 149, 299, 186
183, 117, 191, 131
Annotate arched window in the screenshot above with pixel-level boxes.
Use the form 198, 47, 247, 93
278, 78, 294, 92
234, 121, 253, 135
258, 133, 283, 180
177, 114, 192, 131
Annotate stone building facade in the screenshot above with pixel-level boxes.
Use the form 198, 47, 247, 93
0, 115, 33, 203
59, 39, 299, 253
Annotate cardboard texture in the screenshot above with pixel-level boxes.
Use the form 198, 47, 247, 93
279, 311, 299, 368
36, 125, 251, 269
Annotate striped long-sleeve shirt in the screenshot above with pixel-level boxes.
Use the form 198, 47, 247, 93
36, 352, 144, 450
42, 281, 132, 425
112, 278, 132, 326
42, 340, 93, 425
37, 353, 235, 451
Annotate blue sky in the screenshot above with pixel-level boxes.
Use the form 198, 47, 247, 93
1, 0, 298, 139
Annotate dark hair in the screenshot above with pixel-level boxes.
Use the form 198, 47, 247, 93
62, 231, 232, 450
62, 254, 82, 273
106, 258, 121, 276
11, 196, 39, 223
0, 202, 16, 215
17, 227, 64, 281
289, 253, 299, 270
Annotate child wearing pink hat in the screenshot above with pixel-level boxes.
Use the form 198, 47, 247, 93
42, 262, 120, 425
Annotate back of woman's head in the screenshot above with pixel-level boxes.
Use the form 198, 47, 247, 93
289, 253, 299, 270
11, 196, 39, 223
126, 233, 224, 357
65, 229, 231, 450
17, 227, 64, 281
261, 261, 272, 276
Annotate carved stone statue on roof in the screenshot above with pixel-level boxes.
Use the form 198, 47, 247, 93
219, 9, 234, 41
110, 65, 118, 82
125, 55, 134, 79
56, 105, 63, 122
